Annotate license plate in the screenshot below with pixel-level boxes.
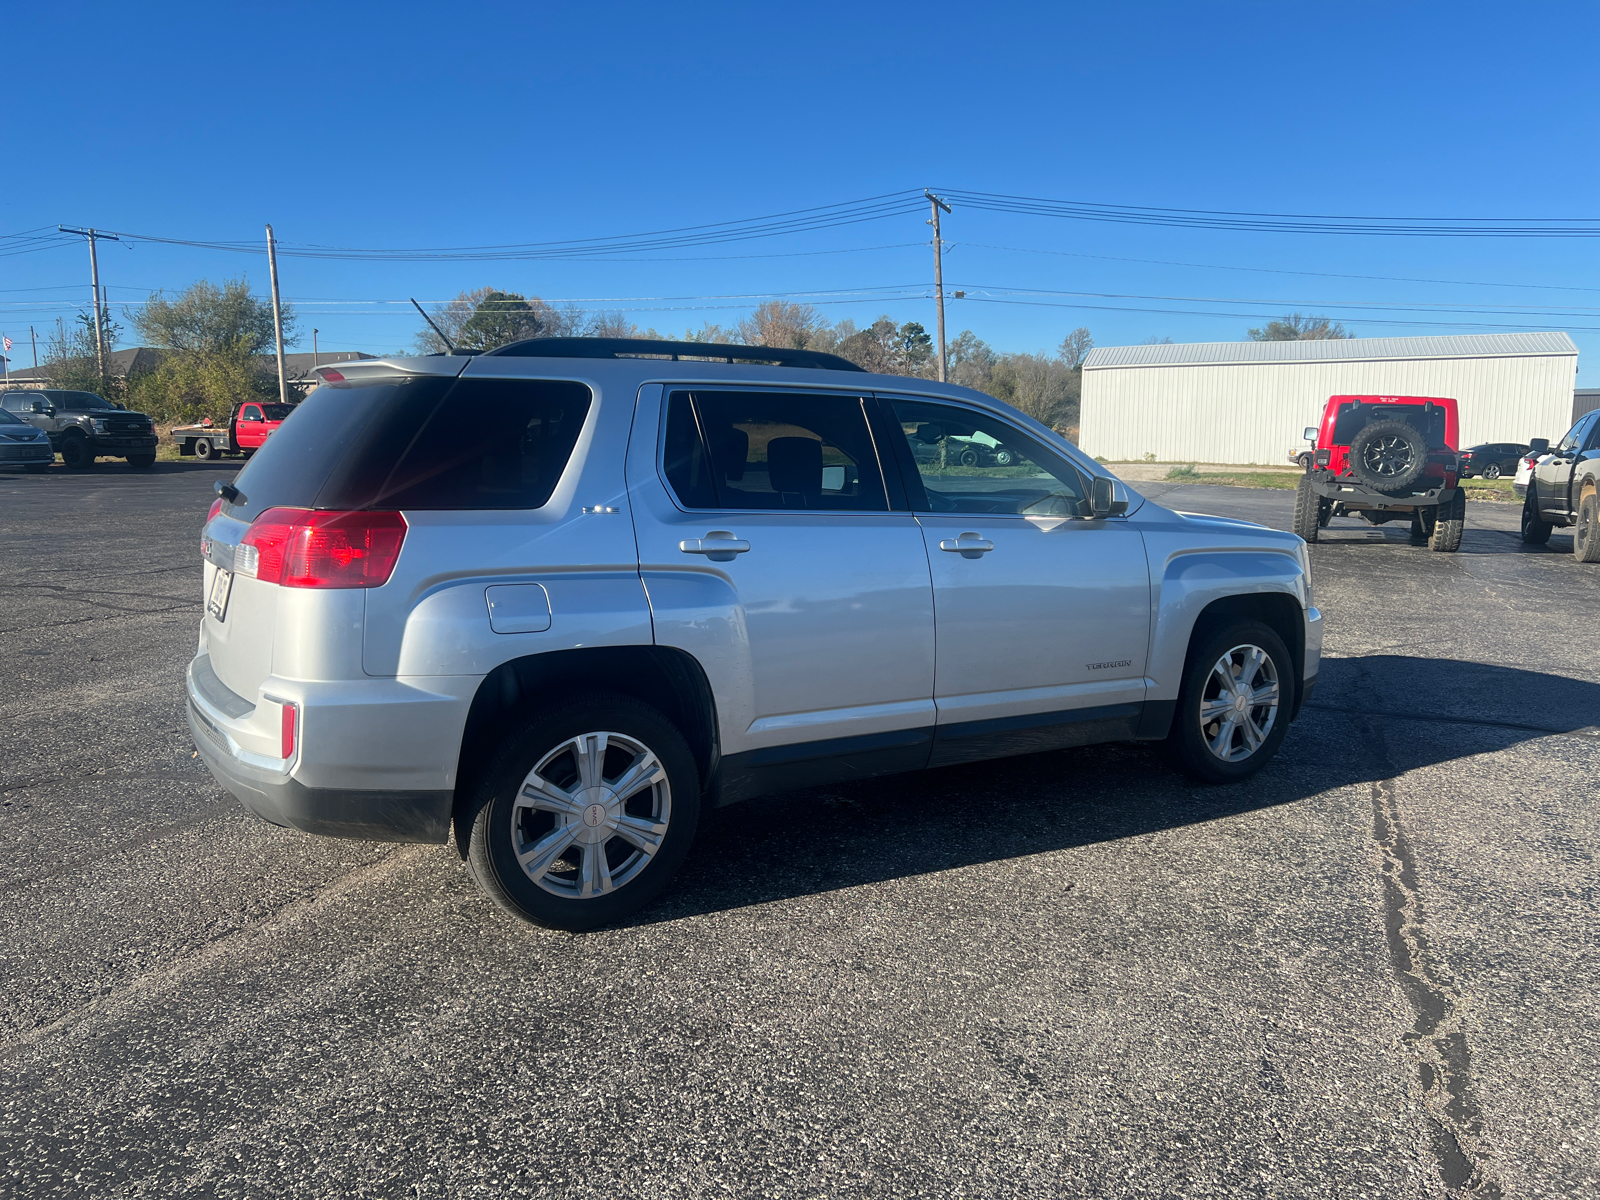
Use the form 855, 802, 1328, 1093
207, 568, 234, 621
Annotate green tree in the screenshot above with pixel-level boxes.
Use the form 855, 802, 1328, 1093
455, 290, 546, 351
1247, 313, 1349, 341
134, 277, 287, 355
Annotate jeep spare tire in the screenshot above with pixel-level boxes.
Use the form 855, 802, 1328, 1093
1348, 419, 1428, 492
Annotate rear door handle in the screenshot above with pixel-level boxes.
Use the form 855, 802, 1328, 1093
680, 531, 750, 562
939, 533, 994, 558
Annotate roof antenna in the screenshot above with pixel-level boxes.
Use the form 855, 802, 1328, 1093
410, 297, 456, 353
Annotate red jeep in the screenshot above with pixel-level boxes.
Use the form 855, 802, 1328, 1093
1293, 394, 1465, 552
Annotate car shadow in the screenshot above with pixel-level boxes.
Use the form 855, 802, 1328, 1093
634, 655, 1600, 926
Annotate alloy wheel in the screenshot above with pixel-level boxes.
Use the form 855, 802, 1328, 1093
1361, 435, 1417, 479
1197, 644, 1280, 763
509, 730, 671, 899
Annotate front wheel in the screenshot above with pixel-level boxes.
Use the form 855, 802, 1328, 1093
1521, 488, 1553, 545
464, 692, 701, 931
1574, 494, 1600, 563
994, 448, 1015, 467
1166, 620, 1294, 785
59, 435, 95, 470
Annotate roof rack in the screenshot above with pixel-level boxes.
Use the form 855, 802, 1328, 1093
483, 336, 864, 372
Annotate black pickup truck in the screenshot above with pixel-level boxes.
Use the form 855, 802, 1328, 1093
0, 389, 158, 469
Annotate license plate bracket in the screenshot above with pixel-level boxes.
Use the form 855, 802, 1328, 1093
207, 568, 234, 621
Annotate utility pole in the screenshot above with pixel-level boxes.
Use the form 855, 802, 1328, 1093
312, 329, 319, 369
30, 326, 38, 369
58, 226, 119, 378
265, 225, 289, 405
925, 192, 951, 383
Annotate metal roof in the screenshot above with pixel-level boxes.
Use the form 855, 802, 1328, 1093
1083, 331, 1578, 370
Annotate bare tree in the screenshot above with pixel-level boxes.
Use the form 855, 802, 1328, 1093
1057, 327, 1093, 371
735, 301, 830, 350
413, 287, 496, 354
1247, 313, 1350, 341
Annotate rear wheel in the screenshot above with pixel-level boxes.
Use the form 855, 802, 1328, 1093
59, 434, 94, 470
1484, 463, 1503, 479
1521, 487, 1553, 545
193, 438, 214, 460
1166, 620, 1293, 785
1574, 494, 1600, 563
464, 692, 700, 931
1292, 474, 1321, 542
1430, 490, 1465, 552
994, 448, 1015, 466
127, 453, 156, 469
958, 447, 979, 467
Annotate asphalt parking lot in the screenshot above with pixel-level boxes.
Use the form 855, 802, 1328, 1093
1, 462, 1595, 1199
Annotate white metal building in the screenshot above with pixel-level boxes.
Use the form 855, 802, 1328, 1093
1079, 332, 1579, 465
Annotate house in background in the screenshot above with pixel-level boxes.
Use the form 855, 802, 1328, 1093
0, 347, 374, 395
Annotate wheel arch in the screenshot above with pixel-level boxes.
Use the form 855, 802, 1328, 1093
1185, 592, 1307, 721
451, 645, 719, 854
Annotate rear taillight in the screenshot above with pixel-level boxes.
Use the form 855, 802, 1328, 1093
280, 701, 298, 759
1314, 448, 1330, 467
239, 508, 407, 588
206, 497, 224, 523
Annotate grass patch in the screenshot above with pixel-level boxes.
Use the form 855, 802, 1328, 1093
1460, 478, 1517, 503
1160, 470, 1300, 490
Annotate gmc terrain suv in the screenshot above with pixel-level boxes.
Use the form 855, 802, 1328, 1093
189, 337, 1322, 930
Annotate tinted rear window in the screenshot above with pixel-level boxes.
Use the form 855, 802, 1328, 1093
226, 375, 591, 521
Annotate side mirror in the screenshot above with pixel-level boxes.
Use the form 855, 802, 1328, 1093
1090, 476, 1127, 519
30, 400, 50, 415
1303, 426, 1318, 442
1529, 437, 1550, 454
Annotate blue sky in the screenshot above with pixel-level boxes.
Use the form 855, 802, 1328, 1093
5, 1, 1600, 380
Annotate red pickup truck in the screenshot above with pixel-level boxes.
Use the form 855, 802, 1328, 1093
171, 401, 295, 460
1293, 394, 1465, 552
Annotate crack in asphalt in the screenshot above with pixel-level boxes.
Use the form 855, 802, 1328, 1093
1359, 714, 1504, 1198
0, 602, 200, 635
1309, 702, 1600, 740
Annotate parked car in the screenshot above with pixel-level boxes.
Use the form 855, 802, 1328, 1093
189, 337, 1322, 930
910, 428, 1019, 468
0, 388, 158, 469
1512, 440, 1550, 500
0, 408, 54, 472
171, 400, 296, 460
1288, 442, 1314, 469
1521, 410, 1600, 560
1459, 442, 1529, 479
1292, 394, 1464, 551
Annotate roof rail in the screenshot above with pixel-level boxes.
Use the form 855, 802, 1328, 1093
482, 336, 865, 372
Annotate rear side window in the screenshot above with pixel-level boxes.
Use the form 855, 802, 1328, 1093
227, 375, 590, 521
662, 389, 887, 511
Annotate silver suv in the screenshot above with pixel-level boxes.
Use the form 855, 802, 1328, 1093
189, 337, 1322, 930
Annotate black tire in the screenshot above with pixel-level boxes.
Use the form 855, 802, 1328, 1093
1430, 490, 1465, 552
59, 434, 95, 470
1166, 619, 1294, 785
994, 448, 1015, 467
1521, 487, 1552, 545
1348, 419, 1428, 493
464, 691, 700, 931
127, 453, 156, 469
1484, 463, 1502, 480
1574, 493, 1600, 563
193, 438, 214, 460
958, 447, 979, 467
1292, 473, 1320, 543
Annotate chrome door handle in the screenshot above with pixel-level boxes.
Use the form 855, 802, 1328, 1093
938, 533, 994, 558
680, 531, 750, 562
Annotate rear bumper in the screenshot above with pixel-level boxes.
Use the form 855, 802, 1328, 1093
189, 696, 452, 841
185, 653, 473, 844
1309, 470, 1457, 509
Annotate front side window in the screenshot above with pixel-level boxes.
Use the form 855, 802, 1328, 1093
662, 389, 887, 511
55, 391, 113, 411
241, 405, 262, 421
886, 398, 1090, 517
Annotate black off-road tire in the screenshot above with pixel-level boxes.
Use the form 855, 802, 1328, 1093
1521, 487, 1553, 545
193, 438, 215, 460
1293, 473, 1321, 542
1165, 619, 1294, 785
1348, 418, 1429, 493
59, 434, 95, 470
463, 691, 701, 932
127, 453, 156, 469
1574, 493, 1600, 563
1430, 490, 1465, 552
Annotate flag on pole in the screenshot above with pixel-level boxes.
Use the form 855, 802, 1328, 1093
2, 336, 11, 352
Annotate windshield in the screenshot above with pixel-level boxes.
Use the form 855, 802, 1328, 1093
51, 391, 115, 411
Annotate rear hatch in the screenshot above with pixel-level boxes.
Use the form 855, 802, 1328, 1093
201, 360, 467, 703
